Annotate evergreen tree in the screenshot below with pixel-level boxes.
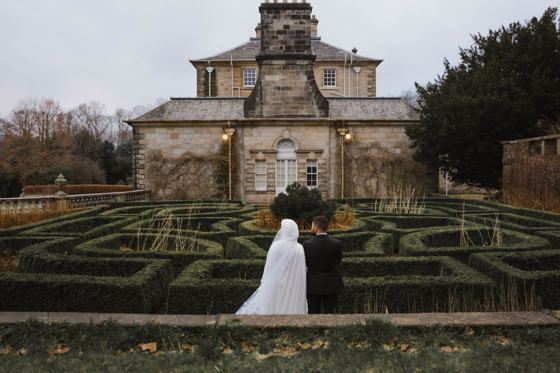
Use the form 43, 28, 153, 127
270, 182, 336, 226
407, 7, 560, 187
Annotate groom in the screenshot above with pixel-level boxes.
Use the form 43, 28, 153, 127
303, 215, 343, 314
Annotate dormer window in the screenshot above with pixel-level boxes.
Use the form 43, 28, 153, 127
243, 68, 257, 87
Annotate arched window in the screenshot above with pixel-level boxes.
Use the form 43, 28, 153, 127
276, 139, 297, 195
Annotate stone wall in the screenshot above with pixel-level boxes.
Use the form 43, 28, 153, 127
132, 124, 229, 200
131, 119, 436, 202
193, 60, 378, 99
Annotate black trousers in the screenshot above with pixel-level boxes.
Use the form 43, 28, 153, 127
307, 294, 339, 314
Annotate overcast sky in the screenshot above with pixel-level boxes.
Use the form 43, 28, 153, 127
0, 0, 555, 118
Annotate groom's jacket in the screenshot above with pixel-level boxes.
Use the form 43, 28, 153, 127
303, 234, 343, 295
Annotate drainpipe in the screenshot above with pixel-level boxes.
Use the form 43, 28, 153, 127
348, 53, 353, 97
343, 54, 347, 97
206, 63, 215, 97
353, 66, 361, 96
231, 55, 234, 97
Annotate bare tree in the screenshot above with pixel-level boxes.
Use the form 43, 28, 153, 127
67, 101, 113, 142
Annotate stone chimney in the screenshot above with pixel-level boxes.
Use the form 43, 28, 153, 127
311, 15, 318, 38
255, 23, 261, 39
244, 1, 329, 118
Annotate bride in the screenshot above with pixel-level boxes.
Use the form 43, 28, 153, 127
236, 219, 308, 314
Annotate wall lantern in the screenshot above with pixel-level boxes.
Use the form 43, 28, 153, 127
337, 128, 353, 199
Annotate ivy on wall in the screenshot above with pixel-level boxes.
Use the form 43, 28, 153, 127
344, 142, 434, 197
144, 137, 240, 200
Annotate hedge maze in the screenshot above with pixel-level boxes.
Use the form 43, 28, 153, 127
1, 198, 559, 314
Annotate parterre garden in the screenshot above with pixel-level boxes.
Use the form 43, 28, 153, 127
1, 198, 559, 315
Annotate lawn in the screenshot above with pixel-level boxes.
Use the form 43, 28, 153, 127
1, 318, 560, 372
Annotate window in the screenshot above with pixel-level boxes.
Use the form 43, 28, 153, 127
243, 68, 256, 87
276, 139, 297, 195
255, 160, 267, 191
323, 68, 336, 87
306, 160, 318, 188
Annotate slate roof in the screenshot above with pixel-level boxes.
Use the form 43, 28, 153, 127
127, 97, 417, 122
190, 39, 382, 64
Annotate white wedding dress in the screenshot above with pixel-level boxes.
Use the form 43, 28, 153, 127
236, 219, 308, 314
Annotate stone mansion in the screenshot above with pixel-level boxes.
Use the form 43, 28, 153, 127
127, 1, 436, 203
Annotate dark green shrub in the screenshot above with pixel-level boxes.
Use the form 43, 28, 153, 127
469, 250, 560, 309
270, 182, 336, 225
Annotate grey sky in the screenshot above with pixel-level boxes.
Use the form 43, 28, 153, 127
0, 0, 555, 118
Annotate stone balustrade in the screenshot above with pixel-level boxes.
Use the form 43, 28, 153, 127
0, 190, 151, 211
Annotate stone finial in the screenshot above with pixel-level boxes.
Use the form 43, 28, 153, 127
55, 174, 68, 197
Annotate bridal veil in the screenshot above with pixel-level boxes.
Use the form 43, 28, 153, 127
236, 219, 308, 314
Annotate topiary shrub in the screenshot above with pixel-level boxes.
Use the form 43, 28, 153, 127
270, 182, 336, 226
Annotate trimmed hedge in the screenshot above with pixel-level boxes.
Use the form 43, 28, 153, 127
225, 236, 269, 259
23, 184, 133, 195
468, 213, 560, 234
121, 216, 241, 247
74, 233, 223, 274
0, 259, 174, 313
365, 215, 461, 254
469, 250, 560, 309
399, 227, 551, 262
167, 257, 494, 314
238, 218, 369, 236
19, 238, 154, 277
224, 232, 390, 259
17, 216, 136, 240
0, 208, 101, 237
0, 236, 59, 252
534, 230, 560, 247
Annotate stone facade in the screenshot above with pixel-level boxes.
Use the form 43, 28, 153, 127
190, 4, 381, 100
127, 1, 436, 202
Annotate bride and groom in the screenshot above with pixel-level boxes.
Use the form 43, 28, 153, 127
236, 216, 343, 315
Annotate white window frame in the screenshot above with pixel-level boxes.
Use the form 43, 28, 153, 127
255, 159, 267, 191
243, 68, 256, 87
323, 68, 336, 87
306, 159, 318, 188
275, 139, 297, 195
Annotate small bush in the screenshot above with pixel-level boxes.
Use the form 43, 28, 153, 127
270, 182, 336, 226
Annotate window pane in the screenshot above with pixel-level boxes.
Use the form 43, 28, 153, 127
323, 69, 336, 87
287, 160, 297, 184
276, 160, 285, 188
255, 160, 267, 191
306, 160, 318, 187
243, 68, 256, 87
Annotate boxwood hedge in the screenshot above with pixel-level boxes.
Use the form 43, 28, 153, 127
74, 233, 223, 274
399, 227, 551, 262
0, 259, 174, 313
167, 256, 494, 314
469, 250, 560, 309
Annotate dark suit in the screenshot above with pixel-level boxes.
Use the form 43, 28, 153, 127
303, 234, 343, 314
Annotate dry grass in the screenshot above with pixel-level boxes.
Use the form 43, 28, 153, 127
358, 282, 541, 314
132, 207, 201, 252
372, 185, 425, 214
256, 203, 355, 231
0, 248, 20, 273
459, 204, 503, 248
503, 149, 560, 213
0, 203, 85, 229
